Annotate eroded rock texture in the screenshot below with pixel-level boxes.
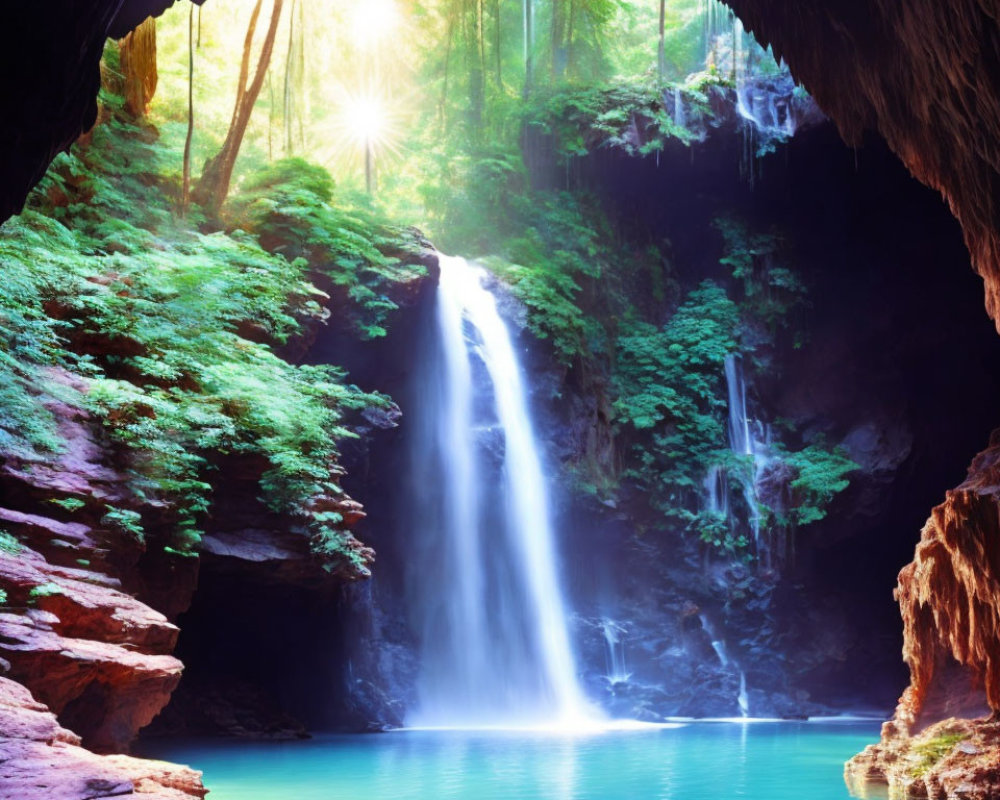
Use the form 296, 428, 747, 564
845, 435, 1000, 798
0, 373, 193, 754
725, 0, 1000, 329
0, 677, 205, 800
847, 717, 1000, 800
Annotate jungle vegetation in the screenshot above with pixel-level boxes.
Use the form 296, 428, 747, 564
0, 0, 852, 569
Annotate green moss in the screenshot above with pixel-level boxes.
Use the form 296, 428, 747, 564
0, 530, 20, 555
28, 582, 63, 600
100, 506, 145, 544
48, 497, 86, 513
910, 733, 967, 778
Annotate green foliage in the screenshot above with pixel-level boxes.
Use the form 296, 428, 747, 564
613, 282, 738, 511
0, 530, 21, 555
228, 158, 427, 340
687, 508, 748, 555
0, 78, 410, 571
521, 80, 707, 163
28, 582, 63, 600
715, 216, 808, 333
910, 733, 967, 779
776, 444, 859, 527
483, 192, 612, 363
48, 498, 86, 513
100, 506, 146, 544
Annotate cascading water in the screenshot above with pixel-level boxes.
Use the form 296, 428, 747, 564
738, 671, 750, 718
724, 354, 769, 556
701, 355, 772, 563
409, 254, 590, 726
600, 619, 631, 685
673, 87, 686, 129
699, 614, 730, 668
700, 614, 751, 717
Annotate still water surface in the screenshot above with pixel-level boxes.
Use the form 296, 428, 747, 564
145, 720, 880, 800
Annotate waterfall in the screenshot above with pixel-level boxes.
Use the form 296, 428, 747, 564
701, 614, 750, 716
724, 354, 766, 553
700, 355, 773, 562
700, 614, 730, 667
738, 671, 750, 718
410, 254, 589, 726
673, 87, 686, 129
601, 619, 631, 685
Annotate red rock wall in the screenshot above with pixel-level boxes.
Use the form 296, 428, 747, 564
0, 376, 194, 753
0, 677, 205, 799
893, 439, 1000, 733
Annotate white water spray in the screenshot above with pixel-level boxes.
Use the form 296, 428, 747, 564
411, 255, 590, 726
738, 671, 750, 718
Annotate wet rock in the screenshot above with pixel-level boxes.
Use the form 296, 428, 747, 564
846, 717, 1000, 800
0, 676, 205, 800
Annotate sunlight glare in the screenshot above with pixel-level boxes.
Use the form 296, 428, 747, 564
351, 0, 399, 49
342, 92, 391, 149
353, 96, 387, 145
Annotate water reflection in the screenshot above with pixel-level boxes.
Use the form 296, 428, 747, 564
144, 721, 882, 800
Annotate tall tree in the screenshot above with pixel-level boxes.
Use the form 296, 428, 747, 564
494, 0, 502, 90
181, 4, 195, 214
193, 0, 285, 215
658, 0, 666, 82
523, 0, 533, 97
283, 0, 297, 155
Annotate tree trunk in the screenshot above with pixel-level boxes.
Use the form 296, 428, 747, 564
283, 0, 296, 155
120, 17, 158, 116
193, 0, 285, 216
494, 0, 502, 90
551, 0, 561, 79
566, 0, 576, 78
181, 5, 195, 214
523, 0, 532, 98
658, 0, 666, 82
440, 10, 456, 127
466, 0, 484, 134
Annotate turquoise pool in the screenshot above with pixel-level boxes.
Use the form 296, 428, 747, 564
143, 720, 881, 799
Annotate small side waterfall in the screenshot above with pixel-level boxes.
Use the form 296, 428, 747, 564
700, 614, 730, 668
701, 354, 771, 560
673, 87, 686, 129
738, 671, 750, 718
701, 614, 750, 717
724, 354, 764, 551
601, 619, 631, 685
410, 254, 589, 726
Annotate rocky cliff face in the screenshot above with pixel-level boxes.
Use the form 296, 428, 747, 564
714, 2, 1000, 795
845, 436, 1000, 798
0, 372, 193, 754
725, 0, 1000, 332
0, 677, 204, 800
538, 111, 1000, 720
